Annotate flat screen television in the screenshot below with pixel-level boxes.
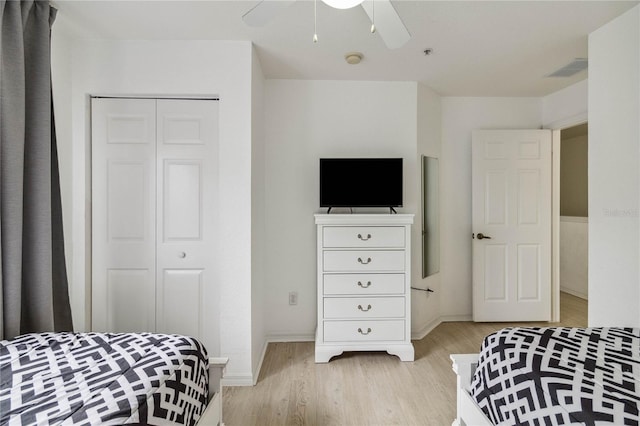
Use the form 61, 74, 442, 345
319, 158, 403, 209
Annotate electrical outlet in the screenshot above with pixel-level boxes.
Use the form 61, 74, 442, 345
288, 291, 298, 305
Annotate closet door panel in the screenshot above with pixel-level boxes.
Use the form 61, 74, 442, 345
107, 160, 148, 241
157, 269, 203, 338
156, 99, 219, 356
106, 269, 154, 332
92, 98, 156, 333
163, 160, 203, 241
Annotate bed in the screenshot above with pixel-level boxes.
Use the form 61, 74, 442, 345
0, 332, 227, 426
451, 327, 640, 425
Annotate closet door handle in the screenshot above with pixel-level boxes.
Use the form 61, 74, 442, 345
357, 304, 372, 312
178, 252, 187, 258
357, 257, 372, 265
357, 281, 372, 288
357, 233, 371, 241
357, 327, 372, 335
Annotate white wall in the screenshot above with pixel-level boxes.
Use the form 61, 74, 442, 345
250, 47, 267, 382
588, 5, 640, 327
439, 98, 543, 319
413, 84, 442, 336
263, 80, 419, 339
560, 217, 588, 299
58, 39, 256, 382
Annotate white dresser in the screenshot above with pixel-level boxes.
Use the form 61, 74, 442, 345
314, 214, 414, 363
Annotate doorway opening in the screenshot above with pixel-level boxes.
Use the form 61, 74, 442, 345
558, 123, 589, 323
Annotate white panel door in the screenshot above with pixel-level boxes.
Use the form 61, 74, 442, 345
156, 99, 219, 356
472, 130, 552, 321
92, 98, 157, 332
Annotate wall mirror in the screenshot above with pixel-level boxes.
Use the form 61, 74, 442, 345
422, 155, 440, 278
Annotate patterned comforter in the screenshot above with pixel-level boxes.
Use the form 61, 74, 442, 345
471, 327, 640, 425
0, 332, 209, 425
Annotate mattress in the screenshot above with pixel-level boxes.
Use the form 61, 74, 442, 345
470, 327, 640, 425
0, 332, 209, 425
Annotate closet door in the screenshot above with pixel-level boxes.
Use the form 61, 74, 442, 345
156, 99, 219, 356
92, 98, 157, 332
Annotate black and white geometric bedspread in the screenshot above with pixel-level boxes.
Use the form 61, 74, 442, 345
471, 327, 640, 425
0, 332, 209, 425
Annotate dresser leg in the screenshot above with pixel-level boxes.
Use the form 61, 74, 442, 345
315, 346, 344, 363
387, 344, 415, 362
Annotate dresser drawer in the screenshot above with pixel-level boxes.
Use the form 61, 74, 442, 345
324, 297, 405, 319
323, 226, 405, 248
323, 320, 405, 342
323, 274, 405, 295
323, 250, 405, 272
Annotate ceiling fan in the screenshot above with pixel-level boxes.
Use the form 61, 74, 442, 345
242, 0, 411, 49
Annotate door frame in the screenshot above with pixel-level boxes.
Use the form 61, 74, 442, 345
549, 113, 588, 322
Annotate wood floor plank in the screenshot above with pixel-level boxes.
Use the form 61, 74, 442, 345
223, 292, 587, 425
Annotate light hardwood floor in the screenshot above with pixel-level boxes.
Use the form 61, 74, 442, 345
222, 292, 587, 426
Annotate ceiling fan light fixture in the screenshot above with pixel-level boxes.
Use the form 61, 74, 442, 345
322, 0, 365, 10
345, 52, 363, 65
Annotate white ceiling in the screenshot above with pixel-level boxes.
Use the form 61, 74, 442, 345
53, 0, 639, 96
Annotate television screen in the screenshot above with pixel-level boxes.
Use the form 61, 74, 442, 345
319, 158, 403, 208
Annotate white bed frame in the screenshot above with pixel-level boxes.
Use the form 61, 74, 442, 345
450, 354, 493, 426
198, 357, 228, 426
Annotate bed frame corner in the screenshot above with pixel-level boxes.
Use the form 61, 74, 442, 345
450, 353, 492, 426
199, 357, 229, 426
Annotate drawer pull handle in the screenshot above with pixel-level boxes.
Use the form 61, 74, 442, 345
357, 327, 372, 335
357, 257, 372, 265
357, 233, 372, 241
358, 304, 372, 312
357, 281, 372, 288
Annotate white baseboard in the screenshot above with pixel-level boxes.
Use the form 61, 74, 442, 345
411, 317, 442, 341
225, 333, 314, 387
250, 338, 269, 386
440, 314, 473, 322
221, 374, 254, 387
560, 287, 588, 300
266, 332, 315, 342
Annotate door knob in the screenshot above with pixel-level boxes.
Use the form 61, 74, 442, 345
476, 233, 492, 240
178, 252, 187, 258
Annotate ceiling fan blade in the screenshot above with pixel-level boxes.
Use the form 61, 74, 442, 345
242, 0, 296, 27
361, 0, 410, 49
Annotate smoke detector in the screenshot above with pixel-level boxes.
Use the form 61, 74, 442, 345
345, 52, 363, 65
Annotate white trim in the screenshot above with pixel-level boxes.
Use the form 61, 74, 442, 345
251, 339, 269, 386
548, 113, 588, 324
544, 111, 587, 131
440, 315, 473, 322
552, 130, 561, 323
560, 287, 588, 300
411, 317, 442, 340
221, 374, 254, 387
234, 333, 314, 386
90, 93, 219, 100
560, 215, 588, 223
266, 332, 315, 342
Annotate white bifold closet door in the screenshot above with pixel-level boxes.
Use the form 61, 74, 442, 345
92, 98, 219, 356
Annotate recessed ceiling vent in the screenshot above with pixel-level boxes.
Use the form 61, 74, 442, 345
547, 58, 588, 77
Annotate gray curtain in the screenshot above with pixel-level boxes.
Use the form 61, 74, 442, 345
0, 0, 73, 340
